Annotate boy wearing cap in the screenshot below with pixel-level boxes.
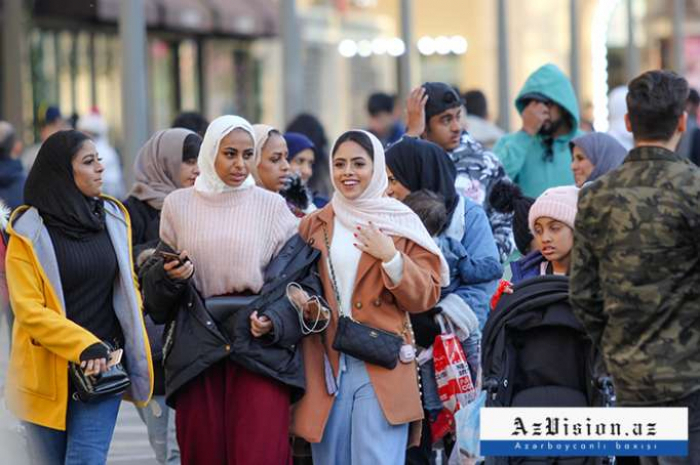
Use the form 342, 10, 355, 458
404, 82, 513, 262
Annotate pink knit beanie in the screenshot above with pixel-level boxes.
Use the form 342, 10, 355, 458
528, 185, 580, 234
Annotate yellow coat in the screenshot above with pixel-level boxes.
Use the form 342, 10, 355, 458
4, 197, 153, 430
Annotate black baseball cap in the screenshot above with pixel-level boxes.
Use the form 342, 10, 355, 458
422, 82, 462, 123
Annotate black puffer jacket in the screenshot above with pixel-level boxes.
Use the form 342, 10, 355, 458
140, 234, 322, 406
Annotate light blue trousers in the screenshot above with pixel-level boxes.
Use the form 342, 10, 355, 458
136, 395, 180, 465
311, 355, 409, 465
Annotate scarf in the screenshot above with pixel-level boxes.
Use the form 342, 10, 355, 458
570, 132, 628, 183
251, 124, 277, 186
129, 128, 195, 210
24, 130, 106, 240
385, 137, 460, 231
194, 115, 256, 193
330, 130, 450, 285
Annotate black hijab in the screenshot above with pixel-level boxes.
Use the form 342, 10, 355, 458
24, 130, 106, 240
385, 137, 459, 227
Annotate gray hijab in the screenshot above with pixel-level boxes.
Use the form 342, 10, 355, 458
570, 132, 627, 183
129, 128, 195, 209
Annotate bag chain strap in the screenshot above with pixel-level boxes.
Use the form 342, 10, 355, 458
322, 225, 347, 319
322, 225, 415, 341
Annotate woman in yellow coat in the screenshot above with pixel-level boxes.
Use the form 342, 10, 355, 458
5, 130, 153, 465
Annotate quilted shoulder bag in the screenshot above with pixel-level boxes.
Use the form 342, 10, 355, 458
323, 226, 405, 370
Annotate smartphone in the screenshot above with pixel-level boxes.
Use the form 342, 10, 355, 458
107, 349, 123, 368
156, 250, 188, 266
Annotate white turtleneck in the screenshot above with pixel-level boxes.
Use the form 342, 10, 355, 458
329, 217, 403, 317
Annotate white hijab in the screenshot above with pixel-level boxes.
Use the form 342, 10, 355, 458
330, 130, 450, 286
194, 115, 257, 193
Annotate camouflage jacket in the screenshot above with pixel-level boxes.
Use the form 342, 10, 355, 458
570, 146, 700, 405
450, 131, 514, 263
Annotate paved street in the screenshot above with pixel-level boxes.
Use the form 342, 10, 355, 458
108, 404, 159, 465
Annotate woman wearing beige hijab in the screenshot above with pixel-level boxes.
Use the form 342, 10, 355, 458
251, 124, 292, 193
123, 127, 201, 465
124, 128, 202, 261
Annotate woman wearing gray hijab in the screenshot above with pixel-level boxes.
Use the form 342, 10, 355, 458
123, 128, 202, 465
124, 128, 202, 262
570, 132, 627, 187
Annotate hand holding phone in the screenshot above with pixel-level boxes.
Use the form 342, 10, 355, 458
161, 250, 194, 281
156, 250, 188, 266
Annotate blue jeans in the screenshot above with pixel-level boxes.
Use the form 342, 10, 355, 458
135, 395, 180, 465
24, 394, 121, 465
311, 355, 409, 465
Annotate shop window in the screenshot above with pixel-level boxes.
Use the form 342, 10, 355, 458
148, 38, 177, 131
179, 40, 200, 112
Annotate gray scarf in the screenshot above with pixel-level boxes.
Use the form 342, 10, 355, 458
129, 128, 194, 210
570, 132, 628, 183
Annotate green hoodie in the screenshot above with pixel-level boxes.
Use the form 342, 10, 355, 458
494, 63, 583, 198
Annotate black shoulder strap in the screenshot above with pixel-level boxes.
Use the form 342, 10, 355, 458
691, 127, 700, 166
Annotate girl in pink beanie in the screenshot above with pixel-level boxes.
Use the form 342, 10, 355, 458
528, 185, 580, 275
509, 185, 579, 282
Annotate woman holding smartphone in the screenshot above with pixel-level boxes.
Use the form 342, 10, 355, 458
5, 130, 153, 465
291, 130, 447, 465
124, 127, 202, 465
141, 115, 298, 464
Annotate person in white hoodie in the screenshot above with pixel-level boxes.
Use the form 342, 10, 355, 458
606, 86, 634, 151
77, 109, 126, 199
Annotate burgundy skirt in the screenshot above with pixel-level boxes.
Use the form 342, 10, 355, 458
175, 359, 292, 465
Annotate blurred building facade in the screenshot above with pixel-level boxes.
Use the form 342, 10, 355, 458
1, 0, 699, 154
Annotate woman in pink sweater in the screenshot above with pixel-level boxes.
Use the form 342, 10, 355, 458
155, 115, 298, 464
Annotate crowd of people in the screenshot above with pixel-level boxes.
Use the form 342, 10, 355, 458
0, 64, 698, 465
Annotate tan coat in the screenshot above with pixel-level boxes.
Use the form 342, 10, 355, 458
291, 205, 442, 446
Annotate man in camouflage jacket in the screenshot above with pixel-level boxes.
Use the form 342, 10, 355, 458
570, 71, 700, 463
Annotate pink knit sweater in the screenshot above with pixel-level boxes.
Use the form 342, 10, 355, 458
160, 186, 298, 298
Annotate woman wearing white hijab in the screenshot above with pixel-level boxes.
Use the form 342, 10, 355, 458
291, 130, 447, 465
144, 115, 298, 464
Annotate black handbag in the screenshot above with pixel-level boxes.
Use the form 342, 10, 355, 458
69, 343, 130, 403
323, 227, 404, 370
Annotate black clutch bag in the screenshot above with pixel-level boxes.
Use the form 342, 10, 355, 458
323, 227, 403, 370
69, 345, 130, 403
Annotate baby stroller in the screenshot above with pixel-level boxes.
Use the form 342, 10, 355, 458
481, 276, 615, 465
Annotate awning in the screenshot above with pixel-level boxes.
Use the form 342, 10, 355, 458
208, 0, 277, 37
31, 0, 277, 37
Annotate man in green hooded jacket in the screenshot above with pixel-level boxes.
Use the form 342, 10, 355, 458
494, 63, 583, 198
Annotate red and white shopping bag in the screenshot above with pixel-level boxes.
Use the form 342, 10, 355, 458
432, 316, 477, 414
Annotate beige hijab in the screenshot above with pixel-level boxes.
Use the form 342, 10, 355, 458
330, 130, 450, 285
129, 128, 195, 209
250, 124, 278, 186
